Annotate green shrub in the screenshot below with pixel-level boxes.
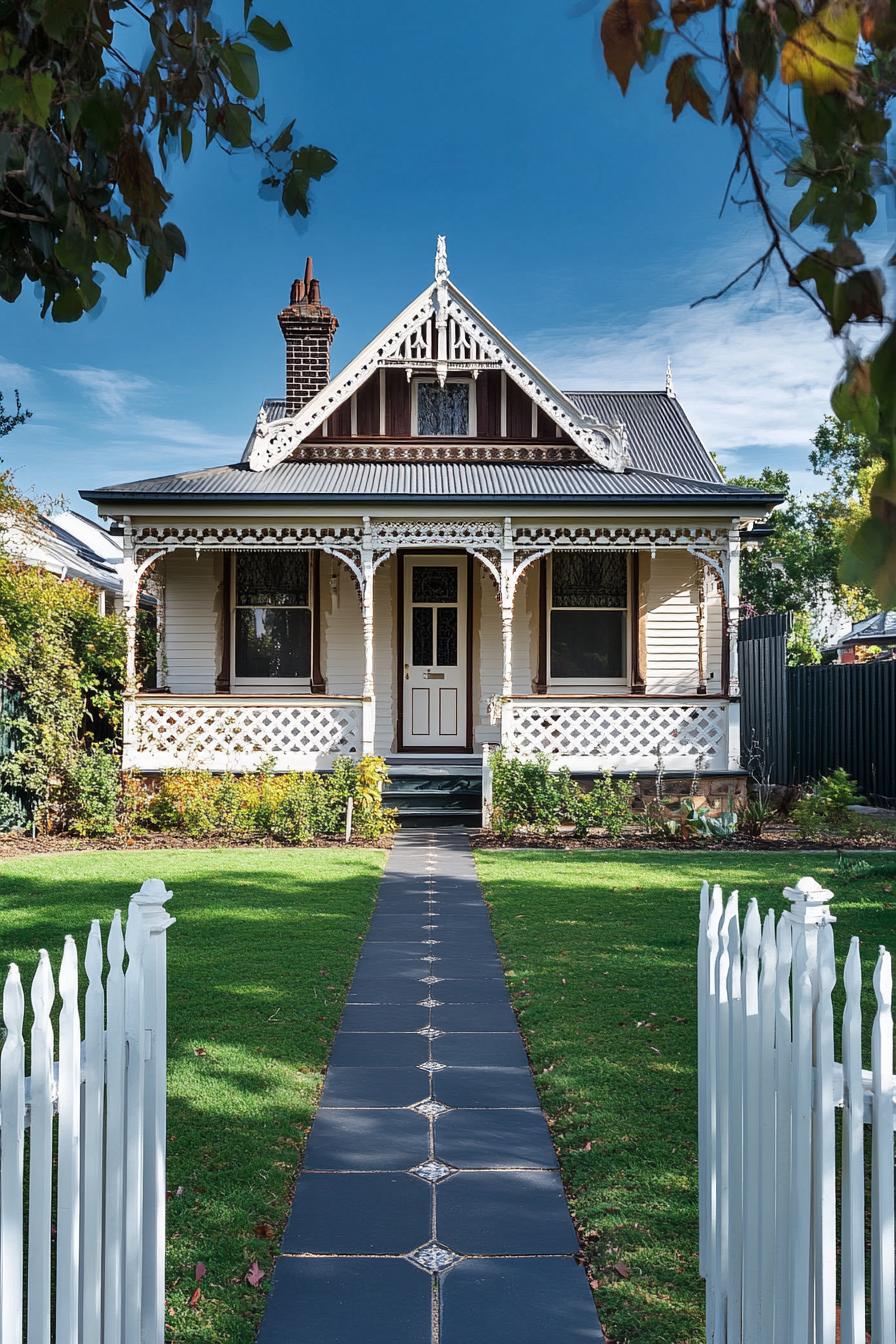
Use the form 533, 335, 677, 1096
569, 772, 637, 839
490, 752, 636, 839
0, 790, 28, 833
350, 756, 397, 841
63, 746, 121, 837
149, 770, 221, 837
792, 768, 864, 837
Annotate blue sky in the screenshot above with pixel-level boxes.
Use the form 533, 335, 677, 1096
0, 0, 845, 513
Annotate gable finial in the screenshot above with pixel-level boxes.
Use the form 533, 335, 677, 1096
665, 355, 675, 398
435, 235, 449, 285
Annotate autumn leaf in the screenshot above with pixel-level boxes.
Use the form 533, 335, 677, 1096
195, 1262, 207, 1282
665, 54, 713, 121
245, 1260, 265, 1287
614, 1260, 632, 1279
600, 0, 661, 94
781, 0, 860, 93
670, 0, 716, 28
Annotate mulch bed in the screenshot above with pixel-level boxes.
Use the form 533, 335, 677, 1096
470, 824, 896, 852
0, 832, 394, 858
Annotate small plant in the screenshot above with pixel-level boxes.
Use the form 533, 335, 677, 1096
150, 770, 221, 837
63, 746, 121, 837
350, 756, 397, 841
662, 797, 738, 841
836, 853, 872, 883
792, 768, 864, 838
569, 772, 637, 839
490, 751, 569, 838
737, 794, 778, 840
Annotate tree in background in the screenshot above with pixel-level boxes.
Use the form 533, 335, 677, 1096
586, 0, 896, 604
729, 416, 879, 636
0, 3, 335, 321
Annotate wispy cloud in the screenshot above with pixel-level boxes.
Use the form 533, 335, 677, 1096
526, 283, 843, 484
53, 365, 155, 416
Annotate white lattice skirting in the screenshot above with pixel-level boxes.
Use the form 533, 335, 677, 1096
125, 698, 363, 772
505, 698, 731, 772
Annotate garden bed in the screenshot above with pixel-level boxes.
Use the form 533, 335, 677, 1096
472, 823, 896, 851
0, 831, 393, 858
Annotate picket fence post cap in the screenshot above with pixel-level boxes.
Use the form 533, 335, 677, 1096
130, 878, 176, 928
783, 876, 835, 923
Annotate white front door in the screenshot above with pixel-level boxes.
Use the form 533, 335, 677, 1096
402, 555, 468, 749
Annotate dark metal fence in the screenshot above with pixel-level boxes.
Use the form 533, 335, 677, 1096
740, 614, 792, 783
739, 615, 896, 804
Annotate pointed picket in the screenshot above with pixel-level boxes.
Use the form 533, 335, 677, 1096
124, 903, 147, 1344
713, 889, 733, 1343
840, 937, 865, 1344
727, 892, 744, 1344
813, 920, 836, 1344
705, 882, 723, 1339
104, 911, 127, 1344
55, 935, 81, 1344
757, 910, 777, 1344
741, 899, 761, 1344
81, 920, 105, 1344
772, 911, 794, 1344
698, 880, 710, 1280
871, 948, 895, 1344
0, 965, 25, 1344
789, 939, 813, 1344
27, 950, 55, 1344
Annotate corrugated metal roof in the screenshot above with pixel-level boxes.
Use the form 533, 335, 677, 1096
259, 389, 722, 484
83, 459, 778, 506
841, 611, 896, 643
564, 391, 721, 483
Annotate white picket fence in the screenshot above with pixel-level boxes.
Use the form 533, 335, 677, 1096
0, 879, 174, 1344
698, 873, 895, 1344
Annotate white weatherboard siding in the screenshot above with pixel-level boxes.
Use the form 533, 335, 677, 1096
645, 549, 720, 693
475, 565, 534, 745
320, 555, 362, 696
162, 550, 219, 693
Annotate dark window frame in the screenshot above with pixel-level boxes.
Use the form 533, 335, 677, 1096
547, 552, 630, 686
230, 552, 315, 685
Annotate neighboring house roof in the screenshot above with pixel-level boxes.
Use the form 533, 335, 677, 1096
1, 510, 154, 604
81, 459, 779, 507
834, 612, 896, 647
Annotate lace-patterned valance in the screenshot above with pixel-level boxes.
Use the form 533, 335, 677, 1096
416, 382, 470, 436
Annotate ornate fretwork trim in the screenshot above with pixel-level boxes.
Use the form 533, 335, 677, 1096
287, 442, 583, 464
133, 524, 363, 551
247, 246, 630, 474
513, 524, 728, 550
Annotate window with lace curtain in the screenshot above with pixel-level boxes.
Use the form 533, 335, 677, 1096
549, 552, 629, 682
233, 553, 311, 680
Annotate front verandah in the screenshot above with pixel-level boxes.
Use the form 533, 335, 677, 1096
120, 517, 743, 776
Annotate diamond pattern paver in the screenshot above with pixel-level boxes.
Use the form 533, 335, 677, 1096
257, 828, 603, 1344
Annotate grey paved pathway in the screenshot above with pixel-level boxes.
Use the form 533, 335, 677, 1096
258, 829, 604, 1344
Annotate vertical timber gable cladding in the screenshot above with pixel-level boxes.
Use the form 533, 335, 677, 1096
302, 366, 574, 443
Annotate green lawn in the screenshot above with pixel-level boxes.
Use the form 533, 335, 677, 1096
0, 847, 385, 1344
475, 849, 896, 1344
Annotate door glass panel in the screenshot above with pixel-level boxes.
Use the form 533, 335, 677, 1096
412, 607, 433, 665
412, 566, 458, 603
436, 607, 458, 666
550, 610, 625, 679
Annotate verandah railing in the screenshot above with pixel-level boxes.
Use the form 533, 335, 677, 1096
698, 874, 895, 1343
0, 880, 174, 1344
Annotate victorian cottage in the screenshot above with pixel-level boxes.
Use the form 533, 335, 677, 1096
83, 241, 779, 822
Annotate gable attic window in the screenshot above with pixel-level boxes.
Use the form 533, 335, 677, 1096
549, 552, 629, 683
233, 553, 311, 681
412, 379, 474, 436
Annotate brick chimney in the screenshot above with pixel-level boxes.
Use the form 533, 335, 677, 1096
278, 257, 338, 415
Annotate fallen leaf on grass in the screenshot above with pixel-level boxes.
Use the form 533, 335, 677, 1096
193, 1047, 207, 1057
188, 1287, 201, 1308
246, 1261, 265, 1287
195, 1263, 206, 1282
254, 1220, 276, 1240
614, 1260, 631, 1279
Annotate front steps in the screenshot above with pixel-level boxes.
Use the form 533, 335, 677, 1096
383, 756, 482, 829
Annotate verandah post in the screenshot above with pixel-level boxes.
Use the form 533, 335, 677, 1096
499, 515, 514, 750
360, 517, 376, 757
129, 879, 175, 1344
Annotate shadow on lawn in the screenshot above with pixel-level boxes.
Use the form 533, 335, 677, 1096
0, 851, 383, 1344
